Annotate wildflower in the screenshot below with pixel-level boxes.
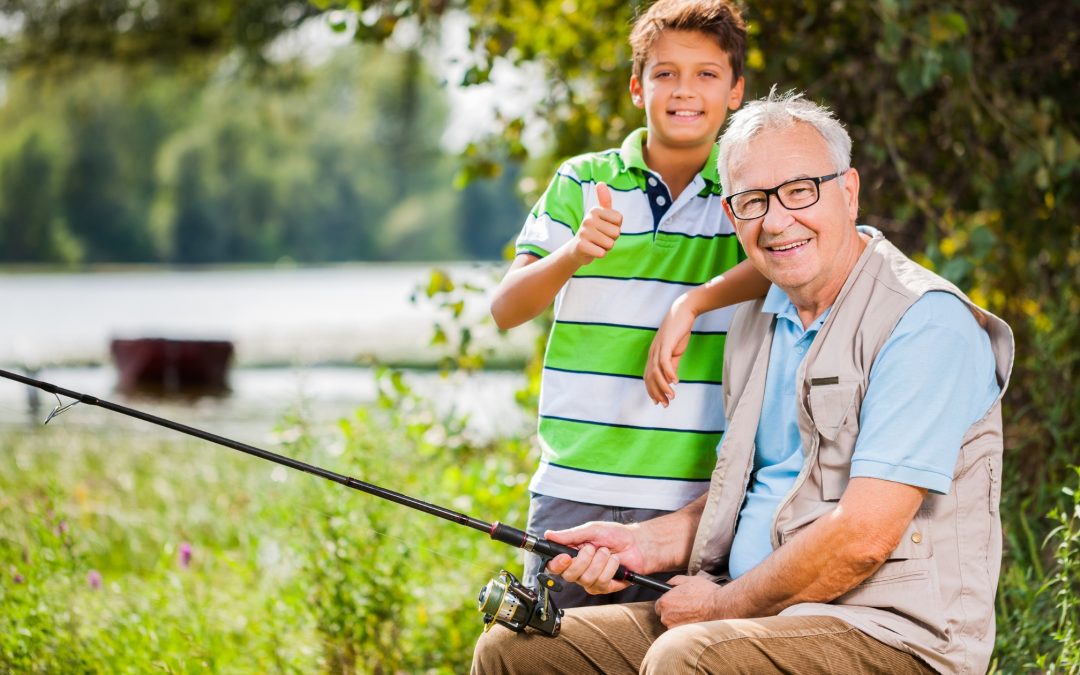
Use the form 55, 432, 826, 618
56, 520, 69, 535
13, 572, 25, 584
87, 570, 102, 590
178, 542, 192, 569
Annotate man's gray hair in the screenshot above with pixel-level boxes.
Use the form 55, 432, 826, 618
718, 87, 852, 192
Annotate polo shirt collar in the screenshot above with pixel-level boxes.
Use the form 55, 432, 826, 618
761, 283, 831, 332
618, 128, 722, 188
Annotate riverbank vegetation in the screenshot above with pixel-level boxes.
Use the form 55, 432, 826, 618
0, 376, 533, 672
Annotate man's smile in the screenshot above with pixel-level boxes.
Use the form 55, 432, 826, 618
765, 239, 811, 253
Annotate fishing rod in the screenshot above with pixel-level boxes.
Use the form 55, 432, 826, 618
0, 368, 671, 636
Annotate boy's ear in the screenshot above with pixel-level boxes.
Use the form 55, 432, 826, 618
728, 76, 745, 111
629, 75, 645, 109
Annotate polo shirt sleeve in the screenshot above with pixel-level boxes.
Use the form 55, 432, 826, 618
515, 162, 584, 258
849, 291, 1001, 494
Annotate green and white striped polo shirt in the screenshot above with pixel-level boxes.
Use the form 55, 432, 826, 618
518, 128, 745, 510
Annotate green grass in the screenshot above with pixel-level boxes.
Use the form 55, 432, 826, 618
0, 396, 534, 674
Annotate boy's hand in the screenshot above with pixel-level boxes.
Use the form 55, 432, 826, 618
569, 182, 622, 266
645, 294, 698, 406
544, 520, 646, 595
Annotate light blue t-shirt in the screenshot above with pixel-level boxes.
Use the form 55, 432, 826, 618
727, 285, 1000, 580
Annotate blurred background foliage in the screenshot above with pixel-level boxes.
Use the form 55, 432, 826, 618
0, 0, 1077, 671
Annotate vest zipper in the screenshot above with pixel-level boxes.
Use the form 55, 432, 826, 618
770, 433, 819, 550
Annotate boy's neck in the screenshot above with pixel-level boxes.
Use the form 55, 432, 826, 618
641, 137, 714, 200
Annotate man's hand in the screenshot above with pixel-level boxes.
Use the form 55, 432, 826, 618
645, 293, 698, 406
544, 521, 647, 595
654, 575, 728, 628
569, 182, 622, 266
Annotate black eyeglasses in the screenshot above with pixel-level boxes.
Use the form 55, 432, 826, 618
725, 171, 845, 220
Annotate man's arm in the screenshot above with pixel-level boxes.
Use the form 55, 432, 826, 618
544, 493, 707, 594
655, 477, 925, 627
491, 182, 623, 330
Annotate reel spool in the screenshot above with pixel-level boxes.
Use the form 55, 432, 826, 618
477, 569, 563, 636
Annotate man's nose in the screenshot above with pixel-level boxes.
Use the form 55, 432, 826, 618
760, 194, 794, 234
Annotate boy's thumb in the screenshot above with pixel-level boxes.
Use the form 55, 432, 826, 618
596, 182, 613, 210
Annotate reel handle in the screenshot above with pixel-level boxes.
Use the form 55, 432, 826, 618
488, 521, 673, 593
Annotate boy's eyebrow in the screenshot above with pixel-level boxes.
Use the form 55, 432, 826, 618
649, 60, 728, 70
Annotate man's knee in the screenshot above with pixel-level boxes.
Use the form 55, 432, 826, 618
640, 624, 704, 675
471, 626, 518, 675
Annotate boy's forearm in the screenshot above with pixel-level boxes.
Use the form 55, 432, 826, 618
490, 247, 583, 329
686, 259, 771, 315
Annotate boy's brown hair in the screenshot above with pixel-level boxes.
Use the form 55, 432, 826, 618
629, 0, 747, 83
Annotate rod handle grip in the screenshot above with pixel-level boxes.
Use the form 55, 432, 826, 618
488, 521, 672, 593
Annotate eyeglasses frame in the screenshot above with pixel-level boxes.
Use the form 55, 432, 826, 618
724, 170, 847, 220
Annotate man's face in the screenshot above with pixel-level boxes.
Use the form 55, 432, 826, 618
723, 123, 861, 298
629, 30, 744, 152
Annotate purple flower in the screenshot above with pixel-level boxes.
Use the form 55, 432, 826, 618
13, 572, 25, 584
178, 542, 192, 569
87, 570, 102, 590
56, 520, 69, 535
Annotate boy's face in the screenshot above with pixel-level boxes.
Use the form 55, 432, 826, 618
629, 30, 744, 153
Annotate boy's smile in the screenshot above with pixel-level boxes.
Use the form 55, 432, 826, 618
630, 29, 744, 155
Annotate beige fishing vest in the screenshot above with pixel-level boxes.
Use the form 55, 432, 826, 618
687, 230, 1014, 674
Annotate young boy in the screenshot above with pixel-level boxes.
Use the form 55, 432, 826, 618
490, 0, 769, 607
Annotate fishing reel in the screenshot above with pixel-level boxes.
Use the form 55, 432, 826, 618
477, 568, 563, 637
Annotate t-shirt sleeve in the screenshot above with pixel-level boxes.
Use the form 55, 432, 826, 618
849, 292, 1001, 494
515, 162, 584, 258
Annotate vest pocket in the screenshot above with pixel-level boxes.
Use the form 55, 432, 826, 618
808, 384, 859, 441
890, 513, 934, 560
809, 384, 860, 501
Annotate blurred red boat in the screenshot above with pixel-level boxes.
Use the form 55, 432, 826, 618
110, 338, 234, 395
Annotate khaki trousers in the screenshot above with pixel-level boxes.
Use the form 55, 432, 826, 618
471, 602, 934, 674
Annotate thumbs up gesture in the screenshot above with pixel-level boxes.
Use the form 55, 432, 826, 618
570, 182, 623, 266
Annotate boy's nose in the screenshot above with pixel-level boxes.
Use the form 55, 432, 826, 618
672, 76, 696, 97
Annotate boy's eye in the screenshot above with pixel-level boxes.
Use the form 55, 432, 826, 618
700, 71, 718, 78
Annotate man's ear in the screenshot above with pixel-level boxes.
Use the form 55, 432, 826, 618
722, 200, 744, 247
629, 75, 644, 109
843, 168, 861, 221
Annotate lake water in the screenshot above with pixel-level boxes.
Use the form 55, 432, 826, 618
0, 263, 533, 366
0, 264, 534, 439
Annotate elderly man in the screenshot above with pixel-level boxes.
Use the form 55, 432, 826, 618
472, 90, 1013, 674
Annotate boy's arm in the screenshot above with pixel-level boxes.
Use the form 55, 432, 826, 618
645, 259, 771, 405
491, 183, 623, 330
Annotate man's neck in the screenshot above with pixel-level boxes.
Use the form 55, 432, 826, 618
786, 232, 870, 329
642, 138, 713, 200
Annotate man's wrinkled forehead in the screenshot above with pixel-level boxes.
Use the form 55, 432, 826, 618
725, 122, 828, 190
